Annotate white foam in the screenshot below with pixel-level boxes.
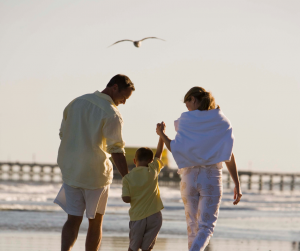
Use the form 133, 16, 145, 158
0, 181, 300, 241
0, 181, 300, 212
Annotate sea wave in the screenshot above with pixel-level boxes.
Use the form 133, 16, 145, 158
0, 181, 300, 241
0, 181, 299, 212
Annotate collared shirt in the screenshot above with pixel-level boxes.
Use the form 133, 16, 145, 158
57, 91, 125, 189
122, 158, 164, 221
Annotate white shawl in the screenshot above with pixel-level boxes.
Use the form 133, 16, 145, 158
170, 109, 234, 169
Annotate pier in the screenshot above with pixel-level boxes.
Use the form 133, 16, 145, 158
0, 161, 299, 191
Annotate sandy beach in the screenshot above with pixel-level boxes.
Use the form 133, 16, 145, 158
0, 182, 300, 250
0, 232, 299, 251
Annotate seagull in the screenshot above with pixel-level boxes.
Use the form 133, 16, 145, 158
109, 37, 165, 48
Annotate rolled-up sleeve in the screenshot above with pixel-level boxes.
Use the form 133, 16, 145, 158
59, 99, 75, 140
59, 119, 65, 140
102, 114, 125, 154
59, 106, 68, 139
149, 157, 164, 173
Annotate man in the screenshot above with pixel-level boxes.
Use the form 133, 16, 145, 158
54, 74, 135, 251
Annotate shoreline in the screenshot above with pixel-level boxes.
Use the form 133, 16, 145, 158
1, 182, 300, 250
0, 232, 299, 251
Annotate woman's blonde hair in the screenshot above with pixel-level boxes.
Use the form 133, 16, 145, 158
184, 87, 219, 111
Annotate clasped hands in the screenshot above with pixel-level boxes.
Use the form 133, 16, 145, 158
156, 121, 166, 136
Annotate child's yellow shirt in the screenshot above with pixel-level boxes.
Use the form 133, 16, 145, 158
122, 157, 164, 221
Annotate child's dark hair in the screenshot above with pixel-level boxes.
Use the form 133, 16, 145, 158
135, 147, 154, 162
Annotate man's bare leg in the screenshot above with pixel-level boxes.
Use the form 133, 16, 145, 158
61, 214, 83, 251
86, 213, 103, 251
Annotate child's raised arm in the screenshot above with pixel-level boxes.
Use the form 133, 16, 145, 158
155, 122, 165, 159
155, 137, 164, 159
156, 122, 171, 152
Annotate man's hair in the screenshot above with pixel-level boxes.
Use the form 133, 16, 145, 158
135, 147, 154, 163
106, 74, 135, 91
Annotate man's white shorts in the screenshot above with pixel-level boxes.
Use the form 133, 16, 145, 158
54, 183, 109, 219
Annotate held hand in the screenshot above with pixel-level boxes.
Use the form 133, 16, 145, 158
156, 122, 166, 136
161, 121, 166, 133
233, 185, 242, 205
156, 123, 162, 136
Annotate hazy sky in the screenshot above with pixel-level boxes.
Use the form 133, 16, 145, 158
0, 0, 299, 173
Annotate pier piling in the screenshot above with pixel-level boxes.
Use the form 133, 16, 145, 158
0, 162, 299, 191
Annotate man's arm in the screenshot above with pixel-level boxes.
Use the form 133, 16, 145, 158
111, 153, 128, 177
59, 119, 65, 140
102, 115, 128, 177
59, 105, 69, 139
59, 99, 76, 139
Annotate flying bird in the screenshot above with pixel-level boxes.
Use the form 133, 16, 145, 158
109, 37, 165, 48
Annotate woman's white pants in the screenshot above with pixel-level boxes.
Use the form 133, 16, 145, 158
180, 165, 222, 251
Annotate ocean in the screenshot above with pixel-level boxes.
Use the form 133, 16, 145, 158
0, 180, 299, 250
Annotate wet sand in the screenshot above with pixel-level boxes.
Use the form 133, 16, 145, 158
1, 182, 300, 250
0, 232, 299, 251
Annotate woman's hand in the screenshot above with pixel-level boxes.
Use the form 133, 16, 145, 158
233, 185, 242, 205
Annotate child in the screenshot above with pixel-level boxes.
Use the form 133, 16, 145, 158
122, 126, 165, 251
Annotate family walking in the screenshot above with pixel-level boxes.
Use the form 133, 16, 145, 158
54, 74, 242, 251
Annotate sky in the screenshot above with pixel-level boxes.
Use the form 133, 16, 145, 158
0, 0, 299, 173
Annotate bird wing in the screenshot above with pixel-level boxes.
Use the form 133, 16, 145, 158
140, 37, 165, 42
108, 39, 134, 47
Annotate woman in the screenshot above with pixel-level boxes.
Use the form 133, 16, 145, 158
156, 87, 242, 251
